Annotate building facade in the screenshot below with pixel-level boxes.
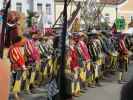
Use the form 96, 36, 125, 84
118, 0, 133, 29
0, 0, 55, 28
0, 0, 3, 10
100, 0, 133, 31
102, 0, 132, 30
54, 0, 127, 28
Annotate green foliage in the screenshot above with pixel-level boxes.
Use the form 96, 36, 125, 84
115, 18, 126, 30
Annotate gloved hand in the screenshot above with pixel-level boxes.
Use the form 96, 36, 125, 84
47, 55, 52, 59
22, 65, 27, 70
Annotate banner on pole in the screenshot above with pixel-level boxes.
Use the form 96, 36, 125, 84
115, 18, 126, 30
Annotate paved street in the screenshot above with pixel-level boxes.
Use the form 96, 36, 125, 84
11, 62, 133, 100
75, 77, 122, 100
1, 0, 133, 100
76, 62, 133, 100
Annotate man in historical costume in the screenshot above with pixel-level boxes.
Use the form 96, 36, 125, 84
65, 34, 81, 98
8, 36, 27, 100
43, 35, 55, 78
87, 39, 96, 84
96, 32, 113, 78
38, 35, 55, 85
32, 35, 42, 86
75, 32, 92, 90
38, 37, 49, 83
118, 33, 128, 84
24, 34, 40, 93
98, 32, 115, 78
87, 30, 102, 87
71, 33, 84, 91
108, 35, 118, 74
87, 37, 96, 88
46, 34, 61, 100
5, 11, 20, 47
100, 31, 118, 77
69, 38, 80, 97
98, 32, 110, 77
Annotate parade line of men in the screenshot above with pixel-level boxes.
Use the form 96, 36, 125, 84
8, 29, 129, 100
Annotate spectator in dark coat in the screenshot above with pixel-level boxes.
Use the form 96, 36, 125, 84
121, 79, 133, 100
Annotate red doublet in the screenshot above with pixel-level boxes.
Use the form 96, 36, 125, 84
69, 46, 79, 71
24, 39, 35, 57
8, 45, 25, 70
78, 40, 91, 62
24, 39, 40, 61
119, 39, 128, 55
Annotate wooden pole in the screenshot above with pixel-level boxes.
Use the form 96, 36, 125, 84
0, 0, 11, 58
59, 0, 67, 99
115, 0, 118, 19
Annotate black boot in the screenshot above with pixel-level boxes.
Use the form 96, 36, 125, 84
95, 78, 102, 87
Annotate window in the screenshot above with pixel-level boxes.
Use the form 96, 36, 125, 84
104, 13, 110, 23
105, 13, 109, 17
37, 3, 43, 14
16, 3, 22, 12
46, 4, 51, 15
120, 16, 124, 19
131, 16, 133, 21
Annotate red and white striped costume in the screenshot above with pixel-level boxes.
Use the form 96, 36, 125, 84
24, 39, 40, 61
24, 39, 35, 56
78, 40, 91, 62
8, 45, 25, 71
119, 38, 128, 55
